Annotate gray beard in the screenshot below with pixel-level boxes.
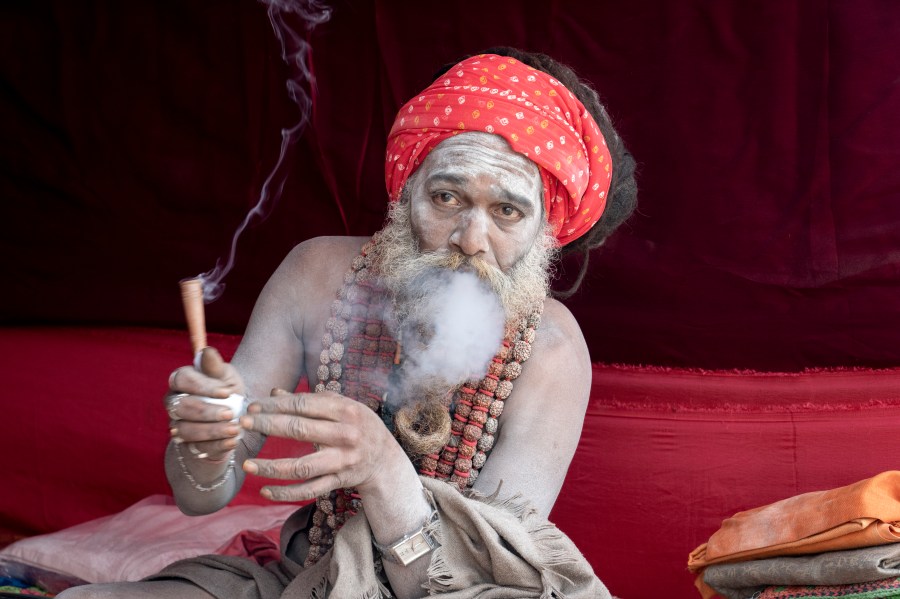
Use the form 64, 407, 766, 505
373, 199, 557, 332
372, 199, 557, 416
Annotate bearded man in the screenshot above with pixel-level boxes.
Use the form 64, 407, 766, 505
58, 48, 637, 599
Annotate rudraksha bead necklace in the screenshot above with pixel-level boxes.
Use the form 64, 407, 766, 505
304, 231, 540, 566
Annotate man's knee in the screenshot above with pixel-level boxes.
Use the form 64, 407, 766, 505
56, 581, 215, 599
56, 584, 119, 599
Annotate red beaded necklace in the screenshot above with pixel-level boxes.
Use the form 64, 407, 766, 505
304, 232, 541, 565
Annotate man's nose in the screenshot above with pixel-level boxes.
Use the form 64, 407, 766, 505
449, 211, 490, 257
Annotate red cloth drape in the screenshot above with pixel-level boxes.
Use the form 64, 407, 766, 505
3, 1, 900, 368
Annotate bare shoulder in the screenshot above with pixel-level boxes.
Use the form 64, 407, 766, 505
529, 297, 591, 381
280, 236, 370, 282
496, 298, 593, 438
237, 236, 371, 388
266, 236, 365, 304
502, 297, 592, 425
276, 234, 370, 328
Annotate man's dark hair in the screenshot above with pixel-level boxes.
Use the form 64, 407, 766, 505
434, 47, 638, 298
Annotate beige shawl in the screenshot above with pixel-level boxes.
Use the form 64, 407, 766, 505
151, 476, 609, 598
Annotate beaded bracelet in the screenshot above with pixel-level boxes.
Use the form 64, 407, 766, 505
174, 442, 236, 492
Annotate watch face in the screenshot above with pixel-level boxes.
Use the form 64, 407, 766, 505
392, 530, 437, 566
376, 500, 441, 566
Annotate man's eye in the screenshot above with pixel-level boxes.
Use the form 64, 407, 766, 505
497, 204, 522, 219
433, 192, 458, 205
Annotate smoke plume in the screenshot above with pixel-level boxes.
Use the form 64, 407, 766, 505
198, 0, 332, 302
388, 268, 506, 408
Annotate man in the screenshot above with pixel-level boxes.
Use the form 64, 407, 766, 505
59, 47, 636, 598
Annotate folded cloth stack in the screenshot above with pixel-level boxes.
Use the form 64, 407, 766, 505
687, 471, 900, 599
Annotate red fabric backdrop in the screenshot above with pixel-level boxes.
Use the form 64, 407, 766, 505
3, 1, 900, 370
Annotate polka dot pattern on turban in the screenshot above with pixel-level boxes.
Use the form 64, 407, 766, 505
385, 53, 612, 246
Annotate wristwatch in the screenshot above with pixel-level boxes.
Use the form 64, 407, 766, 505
373, 501, 440, 566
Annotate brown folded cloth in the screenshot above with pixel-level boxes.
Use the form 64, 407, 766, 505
687, 471, 900, 598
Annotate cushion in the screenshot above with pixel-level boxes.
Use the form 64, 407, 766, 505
0, 495, 296, 584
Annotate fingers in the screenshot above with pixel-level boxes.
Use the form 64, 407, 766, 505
173, 419, 241, 443
166, 393, 187, 421
239, 392, 402, 502
198, 347, 228, 379
248, 390, 354, 421
244, 452, 327, 481
258, 478, 343, 502
168, 367, 239, 399
185, 437, 239, 459
168, 346, 243, 400
170, 418, 240, 462
243, 453, 344, 502
166, 393, 236, 423
170, 419, 240, 450
165, 346, 245, 465
240, 411, 351, 446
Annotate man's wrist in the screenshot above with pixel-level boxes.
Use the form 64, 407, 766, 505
172, 442, 236, 492
372, 487, 440, 566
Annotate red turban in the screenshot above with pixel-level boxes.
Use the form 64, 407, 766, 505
385, 54, 612, 246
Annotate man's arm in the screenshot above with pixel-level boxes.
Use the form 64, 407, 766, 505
473, 298, 593, 517
164, 240, 318, 515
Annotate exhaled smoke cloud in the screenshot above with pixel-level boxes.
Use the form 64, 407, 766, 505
198, 0, 332, 302
390, 269, 506, 407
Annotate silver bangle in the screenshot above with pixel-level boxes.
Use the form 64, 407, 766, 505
174, 442, 235, 492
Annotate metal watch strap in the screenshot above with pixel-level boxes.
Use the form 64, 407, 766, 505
373, 497, 440, 566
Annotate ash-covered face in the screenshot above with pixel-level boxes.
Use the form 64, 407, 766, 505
375, 134, 557, 328
406, 132, 545, 273
373, 133, 558, 425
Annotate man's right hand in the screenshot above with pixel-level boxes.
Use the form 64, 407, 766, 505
165, 347, 246, 462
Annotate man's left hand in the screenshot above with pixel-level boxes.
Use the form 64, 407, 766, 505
239, 389, 400, 502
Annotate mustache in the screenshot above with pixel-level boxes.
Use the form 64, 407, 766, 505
411, 252, 507, 292
376, 198, 554, 328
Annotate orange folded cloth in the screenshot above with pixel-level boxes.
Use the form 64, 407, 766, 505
688, 471, 900, 598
